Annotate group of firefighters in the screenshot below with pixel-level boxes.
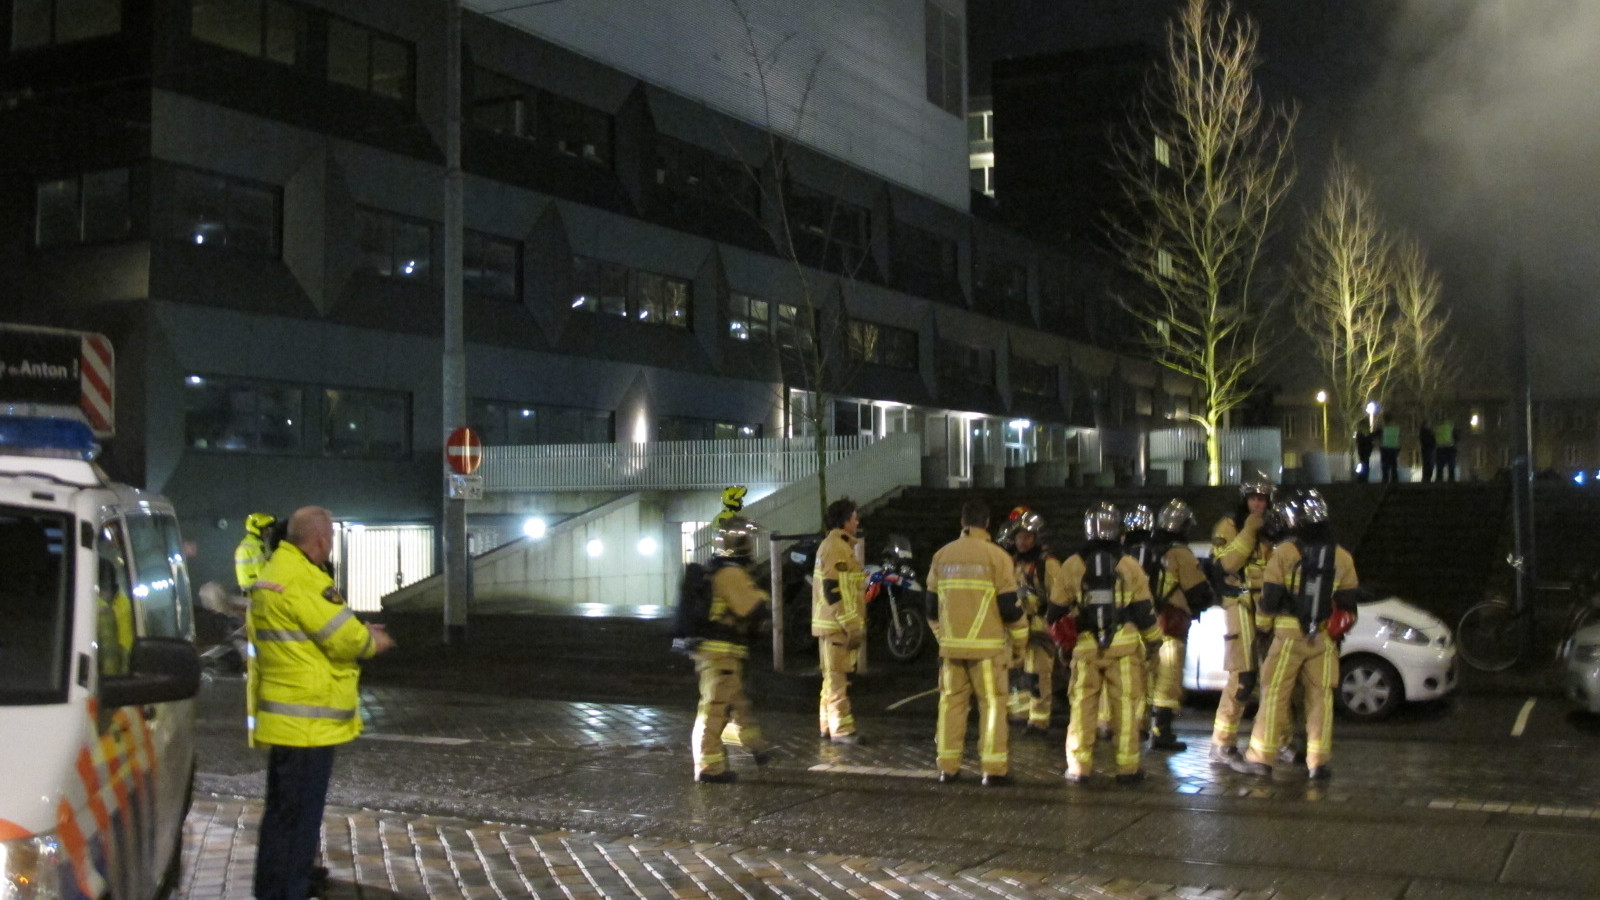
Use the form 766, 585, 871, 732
688, 477, 1365, 787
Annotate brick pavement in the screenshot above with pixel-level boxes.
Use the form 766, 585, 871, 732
181, 795, 1264, 899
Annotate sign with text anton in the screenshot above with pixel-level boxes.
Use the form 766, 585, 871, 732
0, 326, 115, 436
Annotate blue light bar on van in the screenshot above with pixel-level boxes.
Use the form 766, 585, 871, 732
0, 416, 100, 460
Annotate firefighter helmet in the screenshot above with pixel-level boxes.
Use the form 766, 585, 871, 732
1084, 502, 1121, 542
1156, 499, 1195, 534
1240, 472, 1276, 501
714, 516, 759, 559
1123, 504, 1155, 533
244, 512, 276, 536
996, 506, 1044, 548
720, 485, 747, 512
1276, 489, 1330, 534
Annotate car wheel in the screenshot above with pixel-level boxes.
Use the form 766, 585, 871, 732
1337, 655, 1403, 721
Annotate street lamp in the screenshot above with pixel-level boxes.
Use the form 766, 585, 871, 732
1315, 391, 1328, 453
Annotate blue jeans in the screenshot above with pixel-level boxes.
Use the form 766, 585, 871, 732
255, 744, 337, 900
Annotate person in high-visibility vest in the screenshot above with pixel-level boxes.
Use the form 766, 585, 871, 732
1378, 415, 1402, 483
927, 499, 1025, 785
234, 512, 277, 594
249, 507, 395, 900
1435, 420, 1459, 482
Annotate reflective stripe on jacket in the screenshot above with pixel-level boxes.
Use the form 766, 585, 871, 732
234, 532, 269, 593
1256, 540, 1360, 636
248, 541, 375, 747
1212, 516, 1270, 594
811, 529, 865, 637
697, 562, 768, 659
928, 527, 1022, 659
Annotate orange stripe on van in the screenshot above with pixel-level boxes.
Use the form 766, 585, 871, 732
0, 818, 29, 841
75, 748, 110, 833
56, 798, 98, 899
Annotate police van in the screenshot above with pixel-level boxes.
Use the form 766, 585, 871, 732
0, 325, 200, 900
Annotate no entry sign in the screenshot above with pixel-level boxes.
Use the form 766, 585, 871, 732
445, 426, 483, 475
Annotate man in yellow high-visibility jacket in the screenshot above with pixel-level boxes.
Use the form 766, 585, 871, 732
234, 511, 277, 594
928, 499, 1024, 785
813, 497, 867, 743
249, 507, 394, 900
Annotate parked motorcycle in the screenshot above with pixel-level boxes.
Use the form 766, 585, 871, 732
777, 533, 930, 663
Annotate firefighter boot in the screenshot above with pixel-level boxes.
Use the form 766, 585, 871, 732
1148, 708, 1188, 752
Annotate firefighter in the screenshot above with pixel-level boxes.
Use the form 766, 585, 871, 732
1207, 475, 1275, 765
1141, 499, 1214, 751
1098, 504, 1159, 742
1231, 490, 1362, 781
235, 511, 277, 594
996, 506, 1060, 734
1049, 502, 1160, 784
927, 499, 1026, 785
813, 497, 867, 744
690, 516, 774, 784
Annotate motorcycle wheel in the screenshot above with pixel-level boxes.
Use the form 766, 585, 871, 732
881, 599, 929, 663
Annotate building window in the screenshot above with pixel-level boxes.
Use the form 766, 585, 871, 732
322, 387, 409, 459
658, 416, 762, 441
1010, 355, 1057, 399
465, 231, 520, 300
469, 399, 611, 445
357, 208, 431, 280
938, 340, 994, 386
895, 222, 958, 285
654, 136, 754, 211
191, 0, 304, 64
12, 0, 119, 50
850, 321, 919, 371
1565, 444, 1582, 466
35, 169, 131, 247
788, 184, 871, 270
923, 0, 962, 115
1135, 388, 1154, 417
724, 292, 769, 342
571, 255, 628, 316
1154, 135, 1172, 168
545, 92, 612, 165
468, 68, 613, 168
634, 271, 691, 329
969, 164, 993, 197
967, 110, 992, 143
327, 17, 412, 101
183, 374, 304, 453
167, 167, 280, 255
1283, 413, 1298, 439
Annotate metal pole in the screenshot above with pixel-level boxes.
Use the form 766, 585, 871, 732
769, 537, 785, 671
441, 0, 470, 644
1508, 259, 1536, 656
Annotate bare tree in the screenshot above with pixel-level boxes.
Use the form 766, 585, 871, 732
722, 0, 874, 526
1294, 152, 1401, 447
1390, 235, 1456, 420
1107, 0, 1297, 485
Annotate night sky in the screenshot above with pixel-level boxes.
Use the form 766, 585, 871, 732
970, 0, 1600, 399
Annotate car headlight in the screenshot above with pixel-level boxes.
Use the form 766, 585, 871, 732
1571, 644, 1600, 665
1375, 616, 1431, 645
1, 831, 65, 900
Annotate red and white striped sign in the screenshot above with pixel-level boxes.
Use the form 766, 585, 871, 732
445, 426, 483, 475
79, 333, 114, 436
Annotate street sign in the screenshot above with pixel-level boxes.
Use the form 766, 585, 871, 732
445, 426, 483, 475
446, 473, 484, 500
0, 325, 115, 437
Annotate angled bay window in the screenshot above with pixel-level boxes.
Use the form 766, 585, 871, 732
654, 136, 755, 211
35, 169, 131, 247
12, 0, 120, 50
634, 270, 691, 329
849, 320, 918, 371
469, 67, 536, 138
939, 339, 995, 386
468, 68, 613, 167
322, 387, 409, 459
789, 184, 871, 272
571, 257, 689, 330
570, 255, 628, 315
465, 230, 520, 300
658, 416, 762, 441
357, 208, 431, 280
168, 167, 280, 254
724, 292, 770, 342
183, 374, 304, 453
191, 0, 304, 64
1010, 355, 1058, 399
327, 17, 412, 101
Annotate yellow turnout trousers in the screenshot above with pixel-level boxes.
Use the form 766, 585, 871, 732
691, 654, 768, 775
1245, 631, 1338, 769
1148, 635, 1185, 711
1210, 594, 1259, 746
818, 636, 857, 737
936, 652, 1011, 776
1067, 643, 1145, 776
1007, 642, 1055, 728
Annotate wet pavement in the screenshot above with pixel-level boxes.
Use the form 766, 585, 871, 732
181, 616, 1600, 898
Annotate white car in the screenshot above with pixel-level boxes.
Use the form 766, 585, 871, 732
1183, 593, 1459, 721
1562, 622, 1600, 714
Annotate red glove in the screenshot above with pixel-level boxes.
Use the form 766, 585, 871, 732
1158, 607, 1192, 641
1327, 607, 1356, 640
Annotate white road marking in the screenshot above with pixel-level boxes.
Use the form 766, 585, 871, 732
886, 687, 939, 710
363, 733, 475, 746
1511, 698, 1536, 737
810, 763, 939, 779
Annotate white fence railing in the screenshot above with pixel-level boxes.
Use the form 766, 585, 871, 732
1148, 426, 1283, 485
481, 436, 877, 492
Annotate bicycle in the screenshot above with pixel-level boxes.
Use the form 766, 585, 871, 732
1455, 556, 1600, 672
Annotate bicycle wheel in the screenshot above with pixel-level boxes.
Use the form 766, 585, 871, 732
1456, 600, 1523, 672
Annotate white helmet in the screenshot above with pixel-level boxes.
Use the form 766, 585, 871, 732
1156, 499, 1195, 534
1122, 504, 1155, 533
1084, 502, 1121, 542
714, 516, 759, 559
1276, 489, 1330, 533
1240, 472, 1276, 501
